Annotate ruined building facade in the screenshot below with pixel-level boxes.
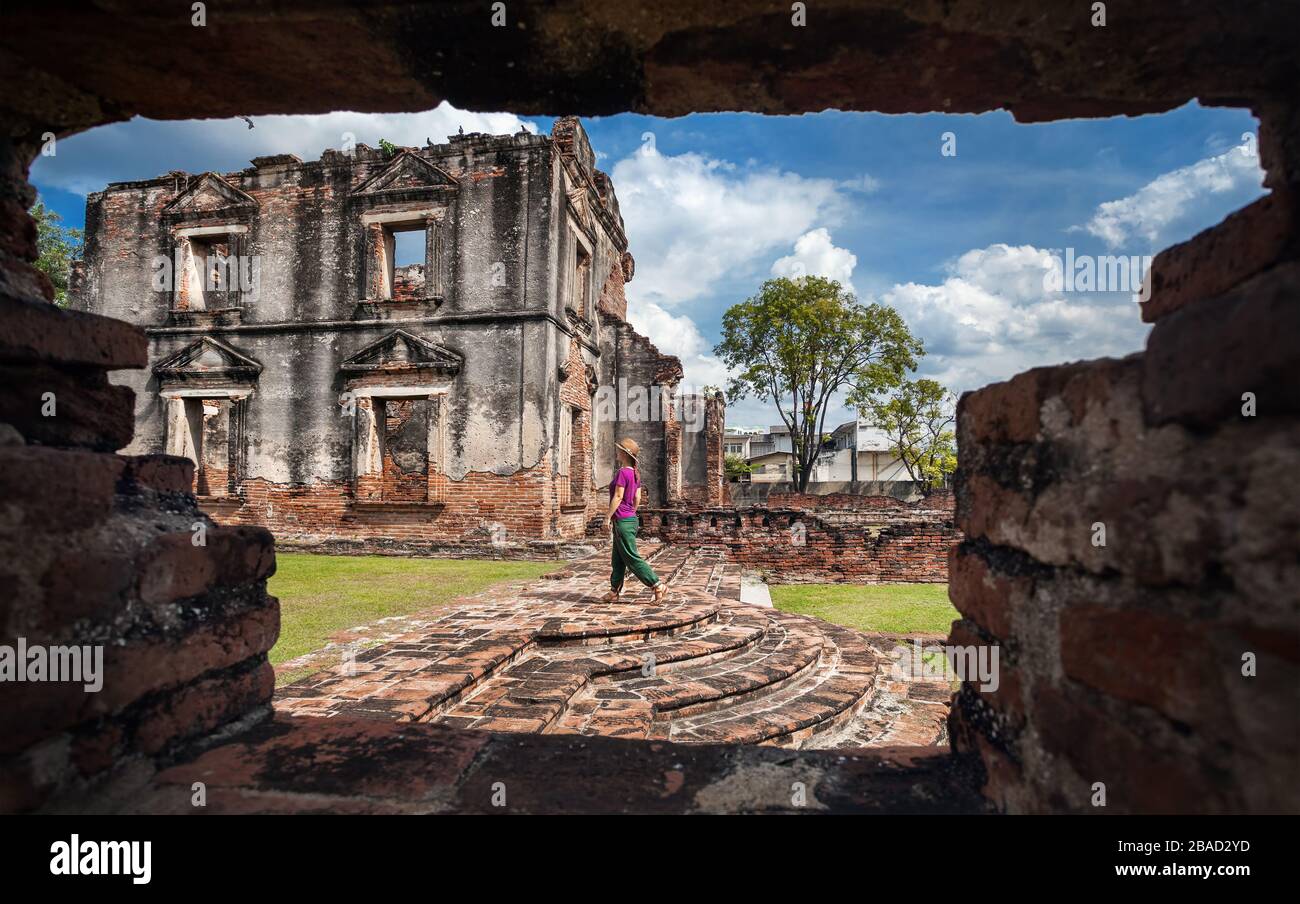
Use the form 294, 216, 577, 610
73, 118, 725, 551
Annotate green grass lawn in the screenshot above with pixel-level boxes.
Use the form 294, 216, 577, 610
267, 553, 560, 669
770, 583, 958, 635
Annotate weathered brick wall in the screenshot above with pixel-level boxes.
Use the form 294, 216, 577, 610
679, 391, 726, 506
763, 488, 954, 514
0, 136, 279, 811
638, 504, 958, 583
596, 311, 684, 506
596, 254, 631, 320
946, 110, 1300, 812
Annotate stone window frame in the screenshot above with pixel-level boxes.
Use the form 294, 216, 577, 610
170, 223, 250, 313
161, 385, 253, 500
349, 383, 450, 508
360, 208, 445, 305
564, 220, 594, 324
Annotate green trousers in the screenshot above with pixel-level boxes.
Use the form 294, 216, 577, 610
610, 516, 659, 591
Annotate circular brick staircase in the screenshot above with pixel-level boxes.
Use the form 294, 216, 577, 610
276, 545, 951, 749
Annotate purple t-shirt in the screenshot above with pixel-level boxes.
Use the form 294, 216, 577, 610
610, 466, 639, 519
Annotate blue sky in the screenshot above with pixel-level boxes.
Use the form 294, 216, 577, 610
33, 102, 1265, 430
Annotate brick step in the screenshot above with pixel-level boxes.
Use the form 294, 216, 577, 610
545, 610, 829, 740
800, 640, 952, 749
606, 612, 825, 716
665, 617, 881, 747
435, 609, 768, 731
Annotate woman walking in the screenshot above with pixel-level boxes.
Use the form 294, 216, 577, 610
603, 437, 667, 604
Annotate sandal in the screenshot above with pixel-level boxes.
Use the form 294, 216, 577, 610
602, 590, 621, 603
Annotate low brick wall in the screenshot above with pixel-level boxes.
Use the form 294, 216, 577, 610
637, 500, 959, 583
729, 479, 929, 506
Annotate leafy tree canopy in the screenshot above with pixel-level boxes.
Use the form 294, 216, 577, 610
724, 453, 753, 480
715, 275, 921, 491
32, 199, 83, 307
865, 377, 957, 489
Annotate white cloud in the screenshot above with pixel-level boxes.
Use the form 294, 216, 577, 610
611, 143, 848, 310
34, 103, 537, 196
879, 243, 1147, 393
611, 142, 855, 396
1078, 147, 1264, 249
771, 228, 859, 296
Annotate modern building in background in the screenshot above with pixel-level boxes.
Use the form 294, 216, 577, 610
726, 418, 908, 486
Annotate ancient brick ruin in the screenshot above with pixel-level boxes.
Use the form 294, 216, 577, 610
72, 118, 723, 553
1, 1, 1296, 815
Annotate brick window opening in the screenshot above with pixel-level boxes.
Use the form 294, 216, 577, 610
353, 392, 446, 505
572, 241, 591, 317
365, 218, 441, 302
557, 404, 573, 505
558, 405, 589, 509
164, 395, 245, 497
197, 399, 232, 496
568, 407, 585, 504
177, 233, 239, 311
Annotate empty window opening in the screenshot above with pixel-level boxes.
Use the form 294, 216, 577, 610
559, 405, 587, 507
391, 228, 427, 302
164, 396, 242, 497
179, 235, 236, 311
368, 221, 433, 302
570, 236, 591, 317
567, 407, 585, 504
354, 393, 446, 505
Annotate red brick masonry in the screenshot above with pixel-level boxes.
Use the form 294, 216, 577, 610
636, 491, 959, 584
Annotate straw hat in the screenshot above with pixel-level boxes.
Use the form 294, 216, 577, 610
615, 437, 640, 463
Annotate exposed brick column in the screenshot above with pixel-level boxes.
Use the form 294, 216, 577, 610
703, 392, 726, 506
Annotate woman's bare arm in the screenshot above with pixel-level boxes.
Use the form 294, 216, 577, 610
606, 485, 624, 529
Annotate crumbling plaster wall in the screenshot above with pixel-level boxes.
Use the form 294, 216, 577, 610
78, 131, 626, 487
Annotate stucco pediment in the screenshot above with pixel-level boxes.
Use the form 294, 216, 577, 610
153, 336, 262, 383
163, 173, 258, 216
340, 330, 462, 375
354, 151, 458, 195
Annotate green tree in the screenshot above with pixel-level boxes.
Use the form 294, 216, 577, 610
715, 275, 922, 492
866, 378, 957, 489
724, 453, 752, 481
31, 200, 83, 307
378, 138, 399, 157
